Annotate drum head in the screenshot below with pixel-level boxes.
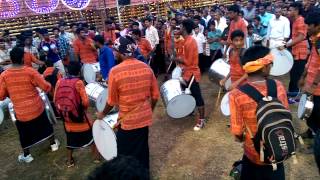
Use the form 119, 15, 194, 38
96, 88, 108, 112
210, 58, 230, 77
167, 94, 196, 119
297, 94, 307, 119
92, 120, 117, 160
172, 66, 182, 79
220, 93, 230, 116
270, 49, 293, 76
83, 64, 96, 83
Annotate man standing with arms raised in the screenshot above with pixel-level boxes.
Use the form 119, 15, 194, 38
97, 36, 159, 175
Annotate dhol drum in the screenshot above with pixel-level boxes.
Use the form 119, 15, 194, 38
85, 83, 108, 112
39, 92, 57, 125
220, 92, 230, 116
0, 98, 10, 125
209, 58, 230, 89
269, 49, 293, 76
82, 63, 101, 83
172, 66, 182, 79
160, 79, 196, 119
92, 113, 118, 161
297, 94, 314, 120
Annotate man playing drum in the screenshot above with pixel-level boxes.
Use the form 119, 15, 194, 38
299, 10, 320, 172
175, 19, 206, 131
0, 47, 60, 163
281, 2, 309, 103
97, 36, 159, 174
73, 27, 98, 64
221, 30, 247, 90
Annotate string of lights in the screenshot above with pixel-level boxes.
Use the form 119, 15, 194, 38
24, 0, 59, 14
60, 0, 91, 10
0, 0, 20, 19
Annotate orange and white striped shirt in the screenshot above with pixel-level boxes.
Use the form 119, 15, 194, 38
292, 16, 309, 60
229, 80, 288, 165
0, 66, 51, 121
107, 58, 160, 130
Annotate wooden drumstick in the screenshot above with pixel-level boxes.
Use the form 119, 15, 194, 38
215, 87, 222, 108
166, 59, 173, 73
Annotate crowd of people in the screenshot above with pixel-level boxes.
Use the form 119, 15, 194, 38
1, 0, 320, 179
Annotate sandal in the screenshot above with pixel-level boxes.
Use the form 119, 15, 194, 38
66, 158, 75, 168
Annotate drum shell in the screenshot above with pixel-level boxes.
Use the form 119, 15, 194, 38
0, 98, 10, 125
160, 79, 196, 119
297, 94, 314, 120
82, 63, 101, 83
85, 83, 108, 112
208, 59, 230, 85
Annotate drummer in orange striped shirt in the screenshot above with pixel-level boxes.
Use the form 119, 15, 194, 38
299, 11, 320, 171
175, 19, 206, 131
54, 61, 99, 168
220, 30, 248, 90
96, 36, 159, 174
0, 47, 59, 163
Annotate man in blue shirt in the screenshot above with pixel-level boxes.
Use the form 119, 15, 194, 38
258, 4, 274, 27
39, 28, 66, 76
93, 35, 115, 81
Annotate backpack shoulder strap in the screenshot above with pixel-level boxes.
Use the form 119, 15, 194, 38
266, 79, 277, 98
238, 83, 264, 103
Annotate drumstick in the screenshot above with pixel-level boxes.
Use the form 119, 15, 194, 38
187, 75, 195, 90
215, 87, 222, 107
166, 59, 173, 73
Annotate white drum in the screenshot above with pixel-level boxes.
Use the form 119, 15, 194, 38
0, 98, 10, 125
208, 58, 230, 86
39, 92, 57, 125
220, 92, 230, 116
270, 49, 293, 76
224, 77, 232, 91
172, 66, 182, 79
297, 94, 314, 120
92, 117, 117, 161
82, 63, 101, 83
160, 79, 196, 119
85, 83, 108, 112
102, 112, 119, 129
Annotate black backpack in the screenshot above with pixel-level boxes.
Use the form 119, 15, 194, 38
45, 68, 59, 88
239, 79, 297, 169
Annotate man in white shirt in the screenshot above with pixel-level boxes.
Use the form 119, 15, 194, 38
214, 10, 228, 33
144, 18, 159, 50
192, 26, 207, 73
266, 7, 290, 49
